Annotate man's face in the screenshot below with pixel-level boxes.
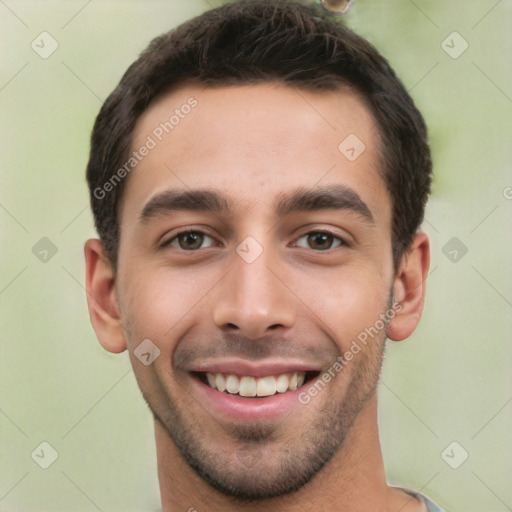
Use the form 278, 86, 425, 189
116, 84, 395, 498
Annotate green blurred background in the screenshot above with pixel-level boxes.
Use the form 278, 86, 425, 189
1, 1, 511, 510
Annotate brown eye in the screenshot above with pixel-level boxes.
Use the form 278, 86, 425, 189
295, 231, 344, 251
165, 231, 215, 251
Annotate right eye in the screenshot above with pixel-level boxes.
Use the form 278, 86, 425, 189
161, 230, 217, 251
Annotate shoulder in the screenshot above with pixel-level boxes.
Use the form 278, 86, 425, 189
420, 492, 446, 512
395, 486, 446, 512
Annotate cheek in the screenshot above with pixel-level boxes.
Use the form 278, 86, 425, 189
119, 264, 219, 350
291, 265, 390, 350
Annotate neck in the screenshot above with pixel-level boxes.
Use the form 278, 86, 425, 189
156, 394, 421, 512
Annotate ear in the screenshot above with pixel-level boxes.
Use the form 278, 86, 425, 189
387, 232, 430, 341
84, 239, 127, 353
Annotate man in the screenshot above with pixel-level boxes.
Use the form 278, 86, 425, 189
84, 1, 444, 510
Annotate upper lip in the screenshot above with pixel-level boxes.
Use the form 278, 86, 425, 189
190, 358, 320, 377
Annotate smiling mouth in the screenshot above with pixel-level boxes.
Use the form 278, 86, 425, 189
194, 371, 319, 398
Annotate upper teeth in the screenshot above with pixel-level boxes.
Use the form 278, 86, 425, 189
206, 372, 306, 397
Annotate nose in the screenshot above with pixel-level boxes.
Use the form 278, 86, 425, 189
213, 245, 296, 340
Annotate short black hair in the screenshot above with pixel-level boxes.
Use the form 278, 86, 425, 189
86, 0, 432, 271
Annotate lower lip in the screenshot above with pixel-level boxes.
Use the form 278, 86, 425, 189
189, 375, 308, 421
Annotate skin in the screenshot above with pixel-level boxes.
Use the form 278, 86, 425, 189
85, 83, 430, 512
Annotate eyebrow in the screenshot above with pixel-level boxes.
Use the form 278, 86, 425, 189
275, 185, 374, 223
139, 184, 375, 224
140, 188, 230, 220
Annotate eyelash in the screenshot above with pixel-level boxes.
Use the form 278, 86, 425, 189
160, 229, 349, 252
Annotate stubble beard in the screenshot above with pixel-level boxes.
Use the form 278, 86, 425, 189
141, 327, 387, 501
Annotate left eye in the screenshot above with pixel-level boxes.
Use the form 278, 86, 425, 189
294, 232, 344, 251
164, 231, 216, 251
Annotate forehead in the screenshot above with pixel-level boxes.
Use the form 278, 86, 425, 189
121, 83, 389, 227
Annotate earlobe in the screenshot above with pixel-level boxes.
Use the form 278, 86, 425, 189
84, 239, 127, 353
387, 232, 430, 342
